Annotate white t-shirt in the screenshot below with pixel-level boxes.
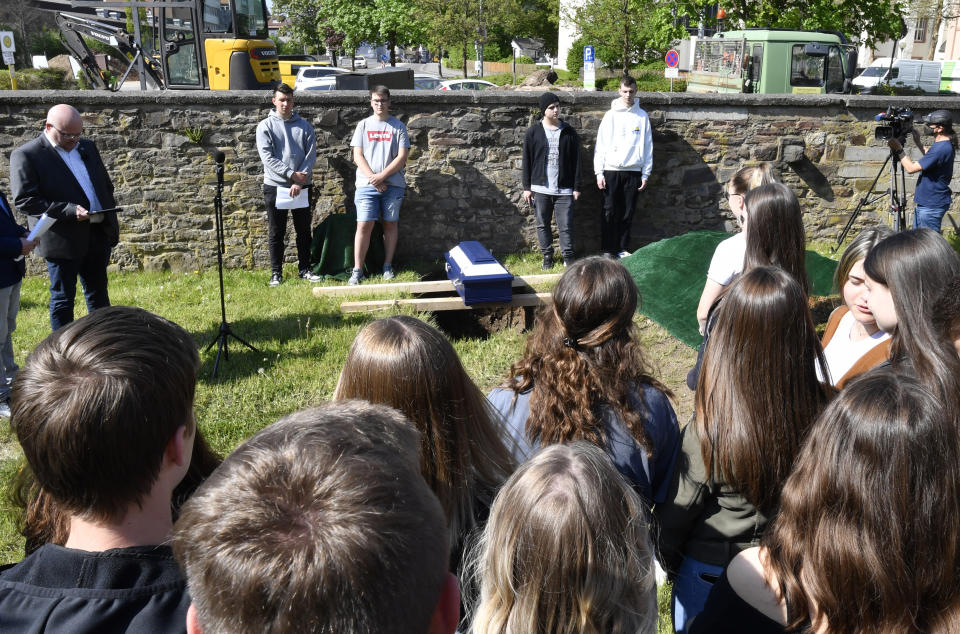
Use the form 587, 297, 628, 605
350, 114, 410, 189
706, 232, 746, 285
819, 310, 890, 385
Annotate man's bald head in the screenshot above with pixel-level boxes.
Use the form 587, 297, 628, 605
45, 104, 83, 150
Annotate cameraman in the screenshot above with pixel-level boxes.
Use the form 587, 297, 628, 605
888, 110, 957, 232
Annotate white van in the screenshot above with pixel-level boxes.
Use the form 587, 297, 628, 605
854, 58, 941, 93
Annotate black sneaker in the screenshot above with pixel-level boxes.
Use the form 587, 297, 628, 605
542, 254, 554, 270
299, 270, 321, 282
268, 272, 282, 287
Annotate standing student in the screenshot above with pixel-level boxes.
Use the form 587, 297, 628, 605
593, 74, 653, 258
10, 104, 119, 331
888, 109, 956, 231
0, 190, 35, 418
349, 85, 411, 285
256, 82, 319, 287
522, 92, 582, 269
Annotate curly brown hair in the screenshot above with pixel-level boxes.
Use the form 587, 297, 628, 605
504, 256, 669, 453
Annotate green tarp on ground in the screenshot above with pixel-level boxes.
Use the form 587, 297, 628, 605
619, 231, 838, 349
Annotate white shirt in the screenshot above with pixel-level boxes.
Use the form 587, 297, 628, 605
44, 132, 104, 223
706, 232, 746, 285
819, 310, 890, 385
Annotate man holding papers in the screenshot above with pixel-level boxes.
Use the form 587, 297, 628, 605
10, 103, 118, 331
256, 83, 319, 287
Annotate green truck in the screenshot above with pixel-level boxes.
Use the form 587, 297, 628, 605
685, 29, 858, 94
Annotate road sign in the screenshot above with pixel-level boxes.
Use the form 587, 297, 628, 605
0, 32, 14, 54
583, 46, 594, 63
665, 49, 679, 68
664, 67, 679, 78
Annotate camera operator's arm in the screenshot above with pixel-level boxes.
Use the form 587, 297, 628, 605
888, 138, 924, 174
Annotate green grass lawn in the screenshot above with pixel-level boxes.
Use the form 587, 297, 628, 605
0, 253, 700, 631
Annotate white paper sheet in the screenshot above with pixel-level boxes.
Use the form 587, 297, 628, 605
275, 187, 309, 210
27, 213, 56, 242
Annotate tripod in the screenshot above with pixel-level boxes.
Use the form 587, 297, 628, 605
205, 154, 259, 378
834, 145, 909, 252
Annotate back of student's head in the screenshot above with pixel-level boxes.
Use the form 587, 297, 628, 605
510, 256, 666, 450
743, 182, 809, 295
469, 442, 657, 634
696, 266, 829, 514
10, 306, 199, 523
766, 368, 960, 633
173, 400, 453, 634
727, 162, 776, 196
334, 315, 514, 544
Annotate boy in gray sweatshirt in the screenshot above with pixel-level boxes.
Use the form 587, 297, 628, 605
255, 83, 318, 286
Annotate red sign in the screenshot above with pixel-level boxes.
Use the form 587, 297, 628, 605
665, 49, 679, 68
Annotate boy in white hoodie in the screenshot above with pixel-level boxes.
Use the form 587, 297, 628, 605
593, 75, 653, 258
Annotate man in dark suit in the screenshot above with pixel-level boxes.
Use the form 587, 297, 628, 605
0, 191, 35, 417
10, 103, 119, 330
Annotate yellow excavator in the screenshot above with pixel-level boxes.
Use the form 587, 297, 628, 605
50, 0, 280, 90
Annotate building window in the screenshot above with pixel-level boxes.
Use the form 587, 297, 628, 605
915, 18, 928, 43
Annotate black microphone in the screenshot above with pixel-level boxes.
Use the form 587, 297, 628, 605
213, 150, 225, 163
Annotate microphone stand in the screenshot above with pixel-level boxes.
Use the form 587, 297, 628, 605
205, 154, 258, 377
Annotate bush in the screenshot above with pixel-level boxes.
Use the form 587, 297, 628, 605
566, 36, 585, 75
0, 68, 79, 90
596, 68, 686, 92
484, 72, 514, 86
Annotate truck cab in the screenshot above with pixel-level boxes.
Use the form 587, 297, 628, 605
685, 29, 857, 94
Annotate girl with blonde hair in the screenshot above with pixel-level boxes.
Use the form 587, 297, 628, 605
469, 442, 657, 634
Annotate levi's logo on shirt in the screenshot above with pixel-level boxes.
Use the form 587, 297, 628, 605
367, 130, 393, 142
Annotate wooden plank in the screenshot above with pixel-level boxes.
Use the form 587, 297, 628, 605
340, 292, 552, 313
312, 273, 561, 298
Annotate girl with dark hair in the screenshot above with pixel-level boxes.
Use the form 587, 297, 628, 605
692, 369, 960, 633
687, 182, 809, 389
696, 163, 777, 333
862, 227, 960, 408
658, 266, 832, 633
487, 256, 680, 506
819, 226, 894, 387
334, 315, 516, 574
888, 109, 956, 231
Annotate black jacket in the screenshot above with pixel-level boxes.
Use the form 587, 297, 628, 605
0, 192, 27, 289
521, 120, 582, 192
10, 135, 119, 260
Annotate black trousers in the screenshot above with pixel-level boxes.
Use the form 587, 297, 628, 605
263, 184, 313, 275
600, 170, 643, 255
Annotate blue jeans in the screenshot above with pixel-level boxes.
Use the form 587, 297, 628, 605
355, 185, 404, 222
914, 205, 948, 232
672, 557, 724, 633
0, 281, 21, 401
45, 236, 112, 331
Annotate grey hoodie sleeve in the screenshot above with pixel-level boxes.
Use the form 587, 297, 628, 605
256, 120, 292, 184
297, 123, 317, 178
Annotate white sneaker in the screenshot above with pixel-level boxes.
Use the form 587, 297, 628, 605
0, 399, 10, 418
618, 250, 632, 259
382, 264, 395, 281
347, 268, 365, 285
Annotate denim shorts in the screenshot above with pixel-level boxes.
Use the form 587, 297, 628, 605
355, 185, 404, 222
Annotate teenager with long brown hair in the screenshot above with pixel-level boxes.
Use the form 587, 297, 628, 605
863, 227, 960, 411
334, 315, 516, 575
487, 256, 680, 506
658, 266, 831, 633
696, 163, 777, 333
692, 369, 960, 633
468, 443, 657, 634
687, 181, 809, 389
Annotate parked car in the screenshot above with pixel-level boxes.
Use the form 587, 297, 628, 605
438, 79, 497, 90
353, 56, 368, 69
294, 66, 348, 91
298, 77, 338, 91
414, 73, 443, 90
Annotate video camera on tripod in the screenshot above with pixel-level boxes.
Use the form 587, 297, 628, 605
874, 106, 914, 141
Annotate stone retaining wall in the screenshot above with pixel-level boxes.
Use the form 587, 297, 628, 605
0, 90, 956, 273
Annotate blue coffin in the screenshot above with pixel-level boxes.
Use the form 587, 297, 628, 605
444, 241, 513, 305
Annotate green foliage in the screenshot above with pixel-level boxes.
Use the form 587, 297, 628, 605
566, 36, 585, 75
271, 36, 306, 56
0, 68, 78, 90
722, 0, 902, 47
28, 27, 67, 59
182, 126, 205, 144
499, 55, 535, 64
484, 72, 514, 85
